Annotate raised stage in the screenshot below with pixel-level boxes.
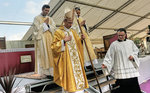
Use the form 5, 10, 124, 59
0, 48, 150, 93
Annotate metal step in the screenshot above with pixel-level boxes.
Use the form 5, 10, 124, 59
85, 85, 101, 93
42, 85, 100, 93
104, 85, 119, 93
94, 79, 116, 88
86, 68, 102, 75
24, 66, 114, 93
88, 74, 109, 82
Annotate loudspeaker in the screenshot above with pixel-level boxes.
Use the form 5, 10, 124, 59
146, 37, 150, 42
148, 25, 150, 35
148, 25, 150, 29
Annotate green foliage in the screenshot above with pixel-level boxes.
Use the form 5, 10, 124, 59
133, 37, 142, 48
0, 68, 16, 93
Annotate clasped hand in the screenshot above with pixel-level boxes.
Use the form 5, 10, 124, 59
44, 18, 49, 25
64, 35, 72, 42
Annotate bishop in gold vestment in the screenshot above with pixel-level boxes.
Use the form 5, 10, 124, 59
33, 5, 56, 76
51, 10, 88, 92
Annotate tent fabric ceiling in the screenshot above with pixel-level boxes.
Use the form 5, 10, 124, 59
48, 0, 150, 41
89, 29, 116, 39
121, 0, 150, 16
128, 19, 150, 30
99, 13, 140, 28
89, 29, 140, 40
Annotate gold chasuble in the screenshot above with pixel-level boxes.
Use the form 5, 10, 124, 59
33, 15, 56, 75
51, 26, 89, 92
73, 17, 97, 64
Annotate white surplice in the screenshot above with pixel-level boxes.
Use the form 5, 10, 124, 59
103, 39, 140, 79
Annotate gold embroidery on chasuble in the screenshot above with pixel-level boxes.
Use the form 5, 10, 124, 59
65, 30, 85, 90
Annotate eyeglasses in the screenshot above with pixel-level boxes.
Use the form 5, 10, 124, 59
118, 34, 125, 37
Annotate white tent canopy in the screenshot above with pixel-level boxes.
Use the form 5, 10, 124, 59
23, 0, 150, 48
49, 0, 150, 36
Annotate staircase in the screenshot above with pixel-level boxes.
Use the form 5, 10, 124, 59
25, 67, 118, 93
85, 67, 117, 93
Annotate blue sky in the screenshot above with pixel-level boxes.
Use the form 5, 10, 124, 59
0, 0, 50, 40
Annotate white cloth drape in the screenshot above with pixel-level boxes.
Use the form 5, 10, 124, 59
103, 39, 140, 79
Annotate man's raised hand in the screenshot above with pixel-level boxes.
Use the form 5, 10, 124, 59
64, 35, 72, 42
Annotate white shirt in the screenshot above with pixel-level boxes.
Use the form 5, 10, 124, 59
103, 39, 140, 79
